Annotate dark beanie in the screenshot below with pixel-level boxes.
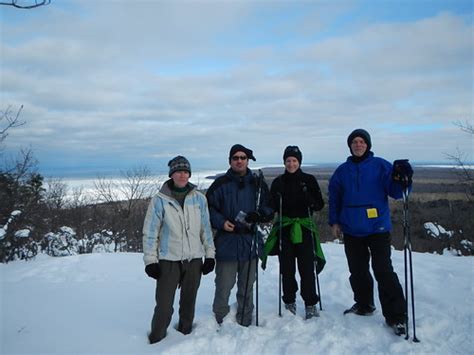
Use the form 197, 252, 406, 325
347, 129, 372, 151
283, 145, 302, 164
168, 155, 191, 177
228, 144, 256, 163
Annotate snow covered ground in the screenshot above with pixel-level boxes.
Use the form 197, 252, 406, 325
1, 243, 472, 354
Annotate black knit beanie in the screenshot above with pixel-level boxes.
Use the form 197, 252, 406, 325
283, 145, 302, 164
228, 144, 256, 164
168, 155, 191, 177
347, 129, 372, 152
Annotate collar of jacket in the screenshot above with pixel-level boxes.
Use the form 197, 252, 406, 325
160, 179, 196, 198
282, 167, 303, 181
347, 150, 374, 164
225, 168, 254, 183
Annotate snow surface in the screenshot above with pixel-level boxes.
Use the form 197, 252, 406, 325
1, 243, 473, 354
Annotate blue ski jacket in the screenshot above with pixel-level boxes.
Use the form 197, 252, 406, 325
328, 152, 409, 237
206, 168, 273, 261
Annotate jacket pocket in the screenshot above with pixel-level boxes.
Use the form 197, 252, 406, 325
341, 204, 374, 235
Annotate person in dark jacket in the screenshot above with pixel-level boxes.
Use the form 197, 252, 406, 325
206, 144, 273, 326
263, 146, 325, 320
328, 129, 413, 336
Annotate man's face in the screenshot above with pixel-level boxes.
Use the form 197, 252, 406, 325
171, 170, 190, 188
230, 151, 249, 176
350, 137, 368, 157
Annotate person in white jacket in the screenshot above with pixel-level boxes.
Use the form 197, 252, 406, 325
143, 156, 215, 344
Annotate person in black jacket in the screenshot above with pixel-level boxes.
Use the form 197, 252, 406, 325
264, 146, 325, 320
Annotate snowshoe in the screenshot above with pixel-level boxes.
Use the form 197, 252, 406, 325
285, 302, 297, 315
305, 305, 319, 320
343, 303, 376, 316
387, 321, 407, 336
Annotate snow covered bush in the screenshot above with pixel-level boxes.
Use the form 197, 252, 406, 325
423, 222, 455, 239
43, 226, 79, 257
0, 210, 39, 262
76, 229, 127, 254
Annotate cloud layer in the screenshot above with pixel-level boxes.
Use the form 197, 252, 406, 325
1, 1, 472, 175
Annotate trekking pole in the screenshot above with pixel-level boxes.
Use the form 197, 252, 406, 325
308, 207, 322, 311
255, 222, 259, 327
241, 170, 263, 326
402, 186, 420, 342
278, 192, 283, 317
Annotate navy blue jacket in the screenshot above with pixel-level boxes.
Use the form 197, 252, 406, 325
206, 168, 273, 261
328, 152, 408, 237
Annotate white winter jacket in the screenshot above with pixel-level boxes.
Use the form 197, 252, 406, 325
142, 180, 215, 266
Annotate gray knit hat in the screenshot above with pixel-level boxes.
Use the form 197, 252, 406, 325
168, 155, 191, 177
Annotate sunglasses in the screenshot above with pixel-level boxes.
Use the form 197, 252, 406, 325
231, 155, 248, 161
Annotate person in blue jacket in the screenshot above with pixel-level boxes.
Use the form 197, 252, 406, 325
206, 144, 273, 327
328, 129, 413, 336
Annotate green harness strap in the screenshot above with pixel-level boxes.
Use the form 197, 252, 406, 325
261, 216, 326, 274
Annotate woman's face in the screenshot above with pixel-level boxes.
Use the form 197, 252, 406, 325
171, 170, 190, 188
285, 157, 300, 174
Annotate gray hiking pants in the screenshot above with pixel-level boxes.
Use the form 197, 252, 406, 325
148, 259, 202, 343
212, 259, 257, 326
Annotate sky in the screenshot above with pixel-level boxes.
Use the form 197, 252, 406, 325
2, 242, 473, 354
1, 0, 473, 176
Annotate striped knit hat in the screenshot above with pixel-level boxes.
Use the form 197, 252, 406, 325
168, 155, 191, 177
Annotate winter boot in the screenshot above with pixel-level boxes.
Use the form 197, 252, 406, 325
343, 303, 376, 316
305, 305, 319, 320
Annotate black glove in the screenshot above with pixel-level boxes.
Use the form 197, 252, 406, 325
145, 263, 161, 280
392, 159, 413, 187
245, 211, 262, 223
202, 258, 215, 275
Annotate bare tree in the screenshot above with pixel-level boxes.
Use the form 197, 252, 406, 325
45, 177, 68, 210
446, 120, 473, 201
0, 105, 25, 146
0, 0, 50, 9
93, 166, 161, 252
67, 186, 91, 209
94, 166, 160, 215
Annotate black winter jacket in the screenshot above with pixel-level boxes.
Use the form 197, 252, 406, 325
270, 168, 324, 218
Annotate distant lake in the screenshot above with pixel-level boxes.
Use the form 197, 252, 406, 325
46, 163, 470, 202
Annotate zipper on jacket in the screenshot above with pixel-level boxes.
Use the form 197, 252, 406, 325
356, 165, 360, 191
168, 200, 187, 261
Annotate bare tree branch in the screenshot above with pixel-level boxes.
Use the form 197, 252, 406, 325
1, 105, 25, 144
67, 186, 91, 209
3, 147, 38, 183
93, 175, 119, 205
453, 120, 474, 135
446, 121, 474, 201
0, 0, 50, 9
